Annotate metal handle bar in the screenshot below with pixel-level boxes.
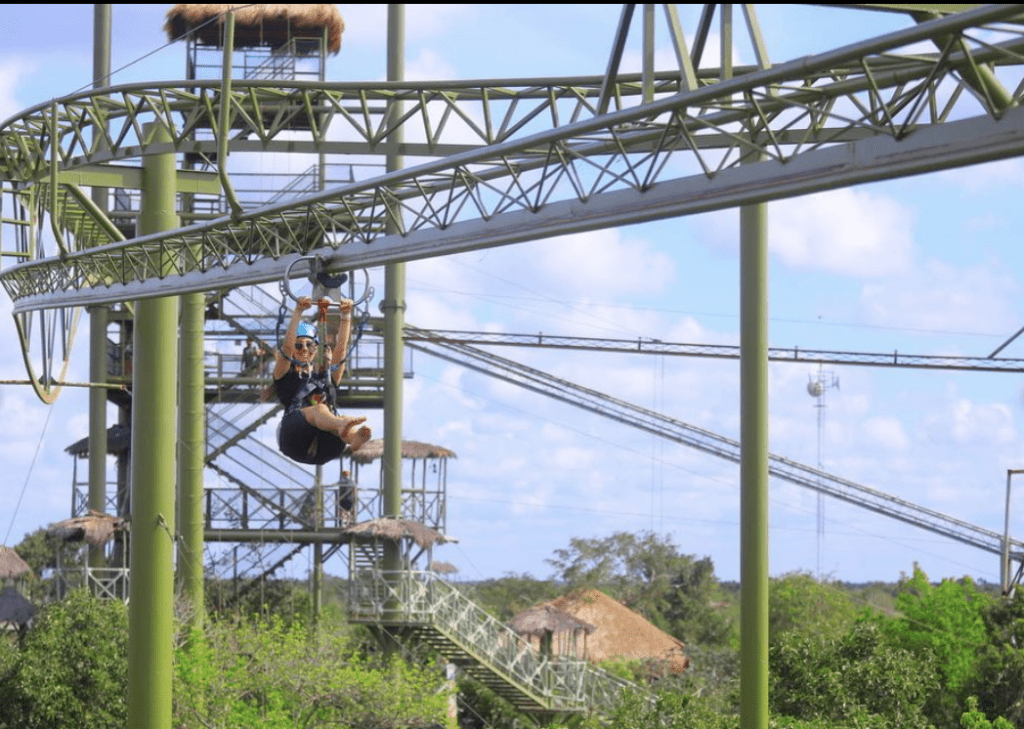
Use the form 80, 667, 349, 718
282, 255, 372, 305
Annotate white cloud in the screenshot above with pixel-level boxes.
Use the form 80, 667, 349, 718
861, 258, 1017, 333
530, 229, 676, 297
861, 416, 909, 452
922, 396, 1016, 447
0, 58, 33, 124
770, 188, 915, 276
341, 4, 477, 47
937, 158, 1024, 193
406, 48, 457, 82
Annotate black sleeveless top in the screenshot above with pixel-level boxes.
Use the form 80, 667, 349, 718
273, 367, 333, 413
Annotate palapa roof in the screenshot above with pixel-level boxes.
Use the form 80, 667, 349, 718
0, 546, 31, 579
343, 517, 454, 548
48, 511, 127, 546
350, 439, 457, 464
165, 4, 344, 54
64, 423, 131, 457
0, 587, 36, 627
508, 604, 596, 638
545, 588, 689, 669
429, 560, 459, 575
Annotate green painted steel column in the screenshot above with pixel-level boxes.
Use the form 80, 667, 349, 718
739, 199, 769, 729
382, 5, 406, 586
128, 122, 179, 729
177, 289, 205, 626
87, 305, 108, 568
312, 464, 323, 624
87, 4, 111, 572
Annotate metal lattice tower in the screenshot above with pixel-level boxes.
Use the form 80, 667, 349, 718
4, 5, 1024, 725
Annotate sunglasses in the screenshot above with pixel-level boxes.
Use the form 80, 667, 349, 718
294, 341, 317, 351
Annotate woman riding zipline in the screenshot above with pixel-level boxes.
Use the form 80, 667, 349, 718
269, 295, 372, 464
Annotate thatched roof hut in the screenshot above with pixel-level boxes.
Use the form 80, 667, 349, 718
509, 604, 596, 659
509, 604, 596, 639
428, 560, 459, 575
165, 4, 345, 54
350, 439, 456, 464
64, 423, 131, 457
48, 511, 127, 547
344, 517, 454, 548
0, 546, 31, 580
0, 587, 36, 628
544, 588, 689, 671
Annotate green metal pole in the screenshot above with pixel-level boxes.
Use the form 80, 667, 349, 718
382, 5, 406, 595
218, 10, 243, 218
177, 290, 205, 627
642, 3, 654, 104
739, 198, 769, 729
87, 4, 112, 573
312, 464, 323, 624
127, 122, 179, 729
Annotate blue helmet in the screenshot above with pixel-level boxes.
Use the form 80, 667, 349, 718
295, 322, 318, 342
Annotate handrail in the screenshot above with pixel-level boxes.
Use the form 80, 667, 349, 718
349, 569, 641, 713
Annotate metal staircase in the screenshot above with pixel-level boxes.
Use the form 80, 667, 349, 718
349, 570, 638, 715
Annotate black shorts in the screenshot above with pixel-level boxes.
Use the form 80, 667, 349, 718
277, 409, 347, 466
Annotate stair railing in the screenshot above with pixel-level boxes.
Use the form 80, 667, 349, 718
350, 569, 640, 713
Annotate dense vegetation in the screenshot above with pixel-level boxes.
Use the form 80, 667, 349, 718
2, 528, 1023, 728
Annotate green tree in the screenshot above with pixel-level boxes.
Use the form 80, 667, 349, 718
175, 611, 451, 728
960, 696, 1015, 729
547, 531, 732, 646
883, 565, 991, 725
0, 589, 127, 729
769, 572, 858, 643
769, 620, 937, 729
9, 528, 83, 602
967, 591, 1024, 726
466, 572, 561, 622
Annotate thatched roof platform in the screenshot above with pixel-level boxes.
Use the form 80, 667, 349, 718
64, 423, 131, 457
165, 4, 344, 54
0, 546, 31, 579
48, 511, 127, 546
508, 604, 596, 638
428, 560, 459, 575
343, 517, 454, 548
545, 588, 690, 670
350, 439, 457, 464
0, 587, 36, 628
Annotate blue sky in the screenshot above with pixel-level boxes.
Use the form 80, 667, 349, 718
2, 5, 1024, 589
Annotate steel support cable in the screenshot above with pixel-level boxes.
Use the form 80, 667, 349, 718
4, 5, 1024, 311
402, 326, 1024, 561
401, 329, 1024, 373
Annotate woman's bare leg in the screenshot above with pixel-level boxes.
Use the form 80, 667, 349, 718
301, 403, 368, 447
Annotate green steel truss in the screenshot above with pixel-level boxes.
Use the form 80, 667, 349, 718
2, 5, 1024, 314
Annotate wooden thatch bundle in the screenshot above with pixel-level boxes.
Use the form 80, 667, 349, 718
428, 560, 459, 575
0, 546, 31, 579
350, 439, 457, 464
48, 511, 127, 547
165, 4, 344, 54
545, 588, 689, 670
344, 517, 454, 548
508, 605, 596, 638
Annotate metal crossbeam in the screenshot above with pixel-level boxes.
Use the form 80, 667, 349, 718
4, 6, 1024, 311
